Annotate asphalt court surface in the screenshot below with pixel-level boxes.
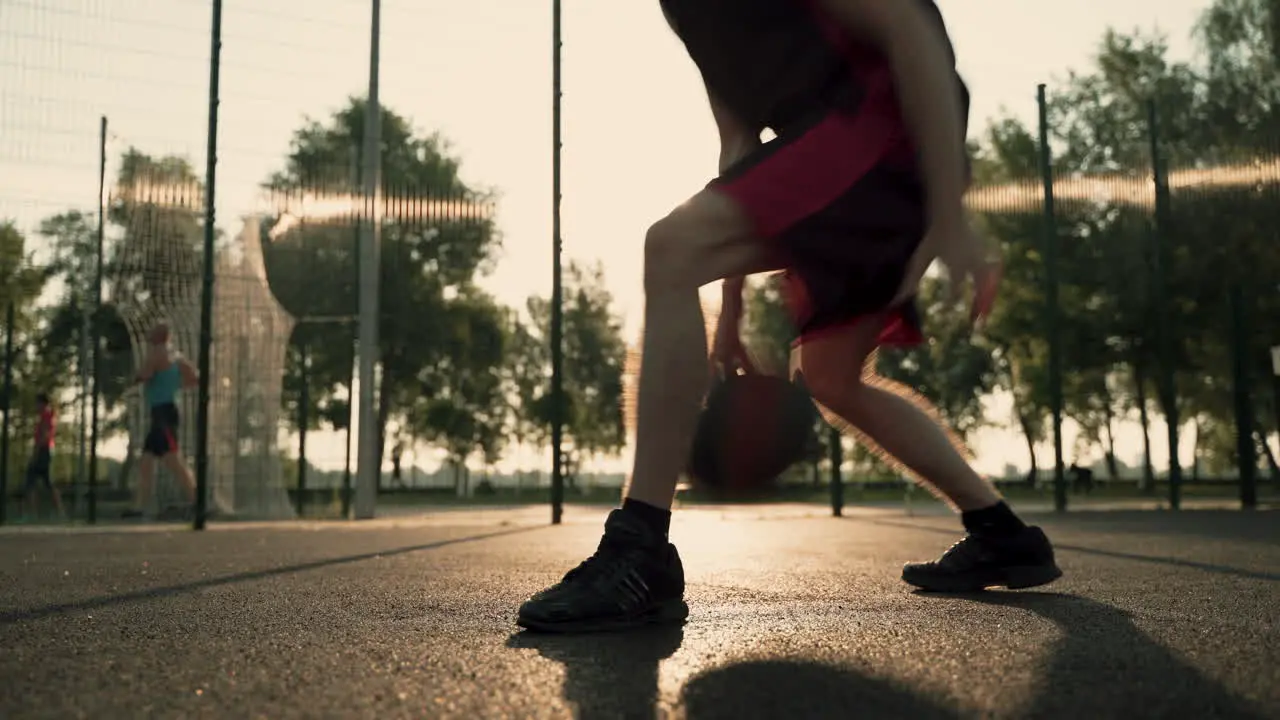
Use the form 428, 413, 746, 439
1, 504, 1276, 719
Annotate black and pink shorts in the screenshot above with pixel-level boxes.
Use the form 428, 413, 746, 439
707, 24, 969, 349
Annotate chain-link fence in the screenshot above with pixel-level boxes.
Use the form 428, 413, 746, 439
2, 3, 1277, 524
0, 0, 548, 524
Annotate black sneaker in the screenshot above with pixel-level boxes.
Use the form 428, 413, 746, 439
517, 509, 689, 633
902, 526, 1062, 592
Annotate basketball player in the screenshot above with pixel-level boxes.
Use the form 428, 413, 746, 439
123, 322, 199, 520
21, 393, 65, 520
516, 0, 1061, 632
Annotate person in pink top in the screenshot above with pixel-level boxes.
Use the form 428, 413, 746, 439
22, 393, 65, 520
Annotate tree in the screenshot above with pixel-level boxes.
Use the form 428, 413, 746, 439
1193, 0, 1280, 473
965, 18, 1280, 483
36, 212, 135, 441
875, 277, 998, 439
968, 28, 1259, 483
262, 97, 503, 469
108, 149, 205, 321
407, 287, 510, 488
504, 305, 547, 454
511, 261, 628, 467
1196, 0, 1280, 150
741, 273, 795, 376
968, 121, 1054, 480
0, 221, 50, 481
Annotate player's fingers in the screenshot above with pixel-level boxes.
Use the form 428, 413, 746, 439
736, 347, 759, 376
707, 351, 725, 380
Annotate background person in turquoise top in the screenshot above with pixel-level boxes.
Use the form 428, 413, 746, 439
124, 322, 199, 520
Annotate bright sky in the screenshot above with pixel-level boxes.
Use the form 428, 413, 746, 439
0, 0, 1216, 476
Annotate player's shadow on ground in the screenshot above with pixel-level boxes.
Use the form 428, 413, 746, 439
685, 592, 1267, 719
509, 625, 953, 720
507, 625, 685, 720
511, 592, 1266, 720
937, 591, 1267, 719
681, 659, 957, 720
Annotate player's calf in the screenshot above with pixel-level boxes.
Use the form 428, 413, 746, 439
798, 325, 1062, 592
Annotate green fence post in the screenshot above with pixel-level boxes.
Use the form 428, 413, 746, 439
0, 302, 14, 525
1230, 287, 1256, 509
87, 116, 107, 526
1146, 99, 1182, 510
1272, 346, 1280, 483
829, 426, 843, 517
549, 0, 565, 526
296, 339, 309, 516
341, 334, 355, 519
1037, 85, 1067, 513
194, 0, 225, 530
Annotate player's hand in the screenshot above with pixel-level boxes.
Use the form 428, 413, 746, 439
932, 212, 1001, 326
711, 313, 748, 372
711, 280, 755, 376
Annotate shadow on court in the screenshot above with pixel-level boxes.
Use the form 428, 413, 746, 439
0, 526, 538, 626
943, 592, 1267, 719
507, 625, 685, 719
683, 659, 957, 720
514, 592, 1266, 719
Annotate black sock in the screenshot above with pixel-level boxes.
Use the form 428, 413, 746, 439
961, 501, 1026, 537
621, 498, 672, 538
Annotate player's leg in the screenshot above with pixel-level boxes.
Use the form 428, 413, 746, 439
516, 189, 778, 633
628, 191, 777, 509
129, 421, 164, 518
798, 322, 1061, 592
161, 452, 197, 505
21, 459, 40, 519
155, 407, 196, 515
46, 474, 65, 518
37, 451, 64, 518
516, 104, 906, 632
799, 322, 1000, 509
165, 410, 197, 505
133, 453, 155, 517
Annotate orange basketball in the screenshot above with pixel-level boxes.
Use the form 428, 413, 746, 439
687, 372, 818, 500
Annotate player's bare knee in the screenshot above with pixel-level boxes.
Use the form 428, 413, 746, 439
643, 216, 701, 292
806, 366, 868, 413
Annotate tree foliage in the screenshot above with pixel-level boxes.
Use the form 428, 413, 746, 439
15, 1, 1280, 482
263, 97, 503, 468
0, 221, 47, 432
972, 6, 1280, 478
510, 261, 628, 461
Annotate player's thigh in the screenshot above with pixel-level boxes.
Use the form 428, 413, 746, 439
795, 317, 884, 401
26, 452, 49, 480
22, 468, 39, 494
645, 188, 783, 290
143, 426, 167, 456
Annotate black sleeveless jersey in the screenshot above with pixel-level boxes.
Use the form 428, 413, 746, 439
660, 0, 966, 133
